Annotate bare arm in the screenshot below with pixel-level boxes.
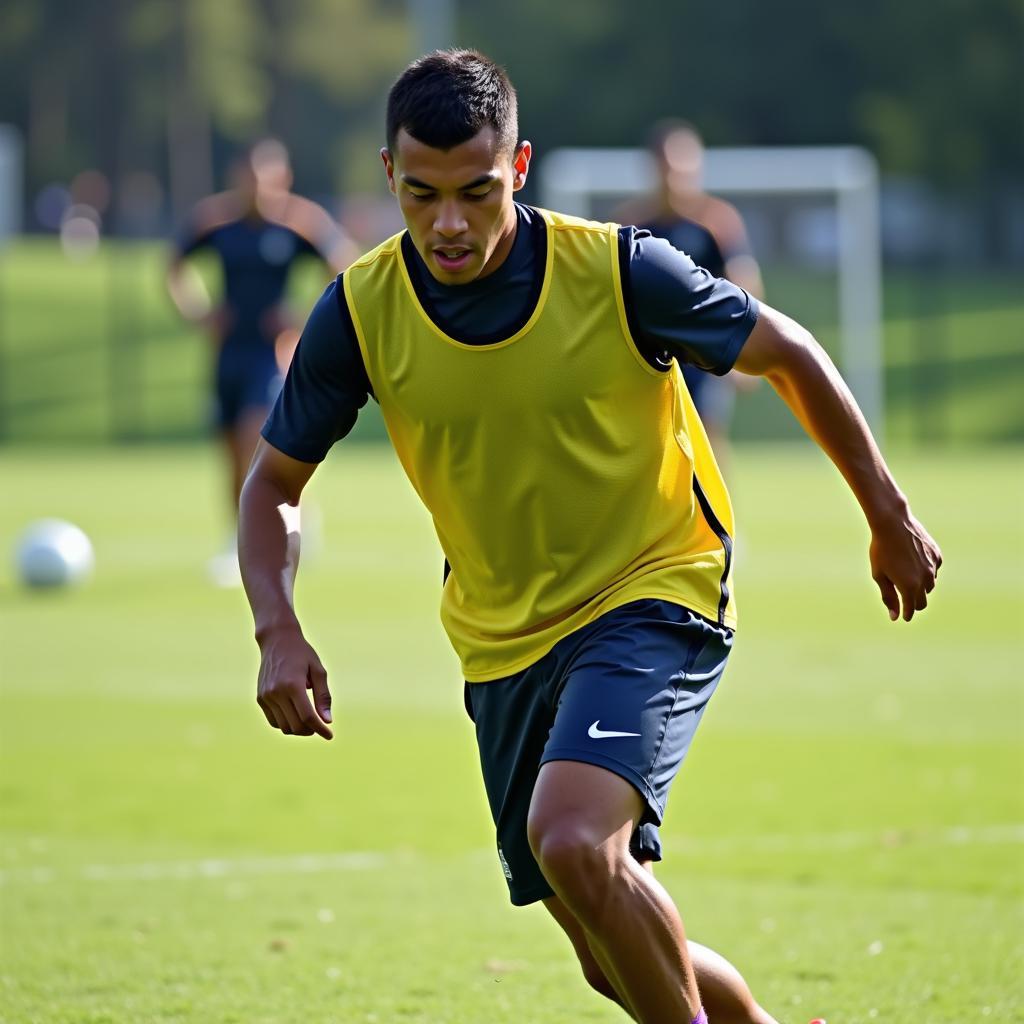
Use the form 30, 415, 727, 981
239, 439, 333, 739
324, 225, 359, 276
279, 193, 359, 276
734, 304, 942, 621
166, 194, 239, 333
166, 255, 213, 323
711, 199, 764, 300
723, 252, 763, 301
166, 253, 237, 341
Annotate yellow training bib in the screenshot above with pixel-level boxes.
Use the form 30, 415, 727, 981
344, 208, 735, 681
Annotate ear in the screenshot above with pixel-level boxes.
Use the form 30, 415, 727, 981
511, 141, 532, 193
381, 148, 397, 196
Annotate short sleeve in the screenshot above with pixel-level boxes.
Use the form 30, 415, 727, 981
261, 278, 371, 462
620, 227, 759, 375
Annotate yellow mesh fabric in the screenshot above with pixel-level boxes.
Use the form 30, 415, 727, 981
344, 208, 735, 681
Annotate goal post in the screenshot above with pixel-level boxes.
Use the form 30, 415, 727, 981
0, 124, 21, 245
538, 146, 884, 442
0, 124, 24, 440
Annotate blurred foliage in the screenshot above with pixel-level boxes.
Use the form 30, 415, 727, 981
0, 0, 408, 201
460, 0, 1023, 189
0, 0, 1019, 209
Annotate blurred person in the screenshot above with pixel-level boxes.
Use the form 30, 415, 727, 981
237, 51, 941, 1024
166, 139, 355, 583
617, 120, 764, 473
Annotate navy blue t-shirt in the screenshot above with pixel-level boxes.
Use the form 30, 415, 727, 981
177, 217, 324, 347
264, 204, 758, 463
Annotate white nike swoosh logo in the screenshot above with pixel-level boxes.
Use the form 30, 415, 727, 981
588, 720, 641, 740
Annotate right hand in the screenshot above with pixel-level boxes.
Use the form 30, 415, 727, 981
868, 506, 942, 622
256, 626, 333, 740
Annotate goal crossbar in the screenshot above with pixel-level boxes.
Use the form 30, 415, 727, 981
539, 146, 884, 441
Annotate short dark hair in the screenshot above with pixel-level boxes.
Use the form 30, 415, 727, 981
386, 49, 519, 156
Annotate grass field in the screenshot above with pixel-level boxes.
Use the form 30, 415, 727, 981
1, 238, 1023, 446
1, 443, 1021, 1023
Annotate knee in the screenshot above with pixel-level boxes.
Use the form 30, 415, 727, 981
527, 816, 614, 903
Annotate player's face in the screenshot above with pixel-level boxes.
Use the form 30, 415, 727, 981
659, 129, 704, 192
382, 127, 531, 284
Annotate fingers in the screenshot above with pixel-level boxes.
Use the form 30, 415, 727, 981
875, 575, 900, 621
877, 572, 936, 623
296, 677, 333, 741
274, 691, 306, 735
255, 634, 334, 740
870, 521, 943, 624
286, 687, 332, 740
897, 553, 940, 622
271, 690, 319, 736
307, 659, 333, 728
257, 694, 280, 732
258, 678, 333, 740
901, 586, 929, 622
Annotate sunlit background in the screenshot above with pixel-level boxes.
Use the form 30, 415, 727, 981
1, 0, 1021, 444
1, 3, 1021, 1022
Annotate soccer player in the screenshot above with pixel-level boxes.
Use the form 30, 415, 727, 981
617, 119, 764, 471
237, 51, 942, 1024
167, 139, 354, 581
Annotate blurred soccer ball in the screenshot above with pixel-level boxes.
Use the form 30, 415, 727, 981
15, 519, 94, 588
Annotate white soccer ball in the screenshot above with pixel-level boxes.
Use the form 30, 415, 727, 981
15, 519, 95, 589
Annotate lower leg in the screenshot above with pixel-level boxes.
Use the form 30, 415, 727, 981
225, 409, 268, 516
545, 879, 779, 1024
582, 852, 702, 1022
530, 763, 701, 1023
546, 893, 777, 1023
645, 855, 777, 1024
544, 893, 638, 1019
687, 942, 778, 1024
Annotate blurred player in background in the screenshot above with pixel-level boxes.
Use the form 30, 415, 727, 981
617, 120, 763, 472
238, 51, 941, 1024
167, 139, 354, 583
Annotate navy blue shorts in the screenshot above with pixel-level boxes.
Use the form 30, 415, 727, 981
465, 599, 733, 906
213, 344, 283, 429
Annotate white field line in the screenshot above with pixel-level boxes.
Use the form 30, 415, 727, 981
0, 850, 397, 886
1, 824, 1021, 887
665, 823, 1024, 856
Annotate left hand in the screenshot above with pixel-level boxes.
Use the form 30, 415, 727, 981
868, 509, 943, 621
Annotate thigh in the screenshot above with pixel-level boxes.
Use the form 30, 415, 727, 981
213, 352, 243, 430
541, 600, 732, 828
466, 601, 732, 906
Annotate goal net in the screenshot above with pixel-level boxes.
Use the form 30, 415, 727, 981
538, 146, 883, 442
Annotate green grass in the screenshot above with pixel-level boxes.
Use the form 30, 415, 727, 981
1, 443, 1021, 1023
0, 239, 334, 444
1, 238, 1023, 445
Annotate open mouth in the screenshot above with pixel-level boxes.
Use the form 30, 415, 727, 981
433, 248, 473, 273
